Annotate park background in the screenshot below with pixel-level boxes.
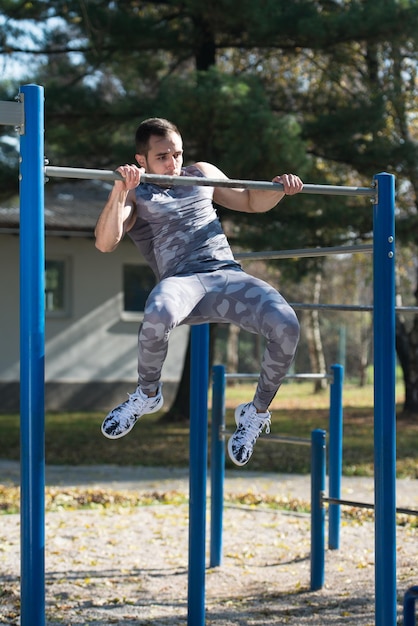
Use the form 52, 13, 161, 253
0, 3, 418, 472
1, 4, 418, 625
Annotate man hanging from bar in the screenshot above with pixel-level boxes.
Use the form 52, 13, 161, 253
95, 117, 303, 466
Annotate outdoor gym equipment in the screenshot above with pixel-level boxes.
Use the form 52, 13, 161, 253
0, 84, 398, 626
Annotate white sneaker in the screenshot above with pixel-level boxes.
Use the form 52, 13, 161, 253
227, 402, 271, 466
101, 386, 163, 439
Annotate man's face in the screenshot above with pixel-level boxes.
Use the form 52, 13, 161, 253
136, 131, 183, 176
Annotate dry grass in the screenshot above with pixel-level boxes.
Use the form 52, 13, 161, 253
0, 381, 416, 477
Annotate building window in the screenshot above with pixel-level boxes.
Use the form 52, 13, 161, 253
123, 264, 155, 313
45, 258, 70, 316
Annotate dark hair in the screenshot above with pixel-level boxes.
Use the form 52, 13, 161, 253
135, 118, 180, 155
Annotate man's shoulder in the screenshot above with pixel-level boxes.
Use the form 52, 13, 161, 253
183, 163, 207, 177
191, 162, 227, 181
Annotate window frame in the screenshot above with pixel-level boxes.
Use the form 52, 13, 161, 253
120, 262, 155, 322
45, 256, 71, 318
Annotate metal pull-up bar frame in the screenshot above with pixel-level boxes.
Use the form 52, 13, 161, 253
1, 84, 397, 626
44, 164, 377, 198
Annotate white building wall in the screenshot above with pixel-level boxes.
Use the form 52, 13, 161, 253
0, 233, 188, 409
0, 235, 20, 380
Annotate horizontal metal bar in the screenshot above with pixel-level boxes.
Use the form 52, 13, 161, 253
396, 306, 418, 313
0, 100, 24, 126
141, 175, 376, 197
291, 303, 418, 313
221, 429, 311, 446
324, 496, 375, 510
235, 244, 373, 261
394, 506, 418, 516
291, 303, 373, 312
45, 166, 123, 183
324, 496, 418, 516
285, 373, 332, 380
44, 165, 376, 197
224, 372, 331, 380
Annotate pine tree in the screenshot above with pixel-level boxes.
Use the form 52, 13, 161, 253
2, 0, 418, 411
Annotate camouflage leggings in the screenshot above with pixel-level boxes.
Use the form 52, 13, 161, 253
137, 268, 300, 411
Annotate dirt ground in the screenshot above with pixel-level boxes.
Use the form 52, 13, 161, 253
0, 463, 417, 625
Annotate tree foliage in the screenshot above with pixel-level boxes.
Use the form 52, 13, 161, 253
2, 0, 418, 410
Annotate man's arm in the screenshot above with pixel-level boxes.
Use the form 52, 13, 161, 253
95, 165, 142, 252
195, 162, 303, 213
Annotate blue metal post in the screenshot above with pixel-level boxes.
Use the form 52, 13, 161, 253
328, 364, 344, 550
210, 364, 226, 568
310, 428, 326, 591
19, 84, 46, 626
403, 586, 418, 626
188, 324, 210, 626
373, 172, 396, 626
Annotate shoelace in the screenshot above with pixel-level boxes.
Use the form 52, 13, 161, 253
238, 410, 271, 445
263, 416, 271, 435
113, 391, 144, 426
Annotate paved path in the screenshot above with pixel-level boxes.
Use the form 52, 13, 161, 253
1, 460, 417, 509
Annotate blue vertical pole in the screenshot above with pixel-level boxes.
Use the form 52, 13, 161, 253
310, 428, 326, 591
373, 172, 396, 626
403, 586, 418, 626
188, 324, 209, 626
328, 364, 344, 550
19, 84, 45, 626
210, 364, 226, 568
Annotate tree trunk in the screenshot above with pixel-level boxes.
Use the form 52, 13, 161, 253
226, 324, 239, 385
395, 267, 418, 415
358, 319, 372, 387
399, 277, 418, 416
160, 17, 215, 422
305, 272, 327, 392
162, 324, 215, 422
397, 314, 418, 414
161, 331, 192, 422
192, 16, 216, 70
389, 47, 418, 414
